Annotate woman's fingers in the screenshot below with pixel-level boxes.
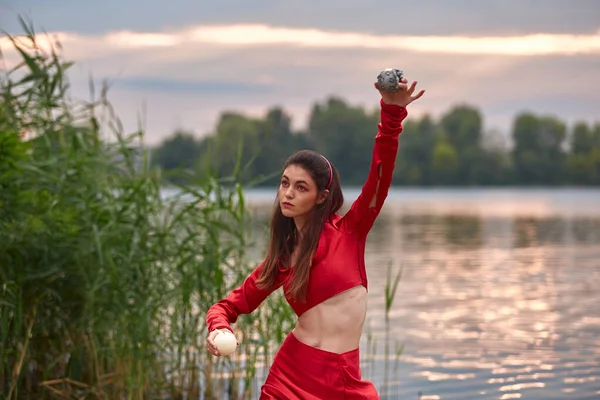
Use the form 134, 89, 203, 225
407, 81, 417, 95
207, 341, 220, 356
375, 81, 409, 93
412, 89, 426, 101
376, 79, 425, 106
207, 329, 222, 356
209, 348, 220, 356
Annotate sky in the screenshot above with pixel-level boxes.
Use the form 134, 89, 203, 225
1, 0, 599, 146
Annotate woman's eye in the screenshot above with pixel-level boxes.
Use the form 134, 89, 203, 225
298, 186, 307, 192
281, 181, 289, 187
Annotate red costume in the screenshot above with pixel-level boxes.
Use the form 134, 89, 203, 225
206, 100, 407, 399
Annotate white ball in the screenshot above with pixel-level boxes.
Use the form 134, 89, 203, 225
214, 331, 237, 356
377, 68, 403, 92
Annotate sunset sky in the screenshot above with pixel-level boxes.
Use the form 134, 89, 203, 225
2, 0, 599, 145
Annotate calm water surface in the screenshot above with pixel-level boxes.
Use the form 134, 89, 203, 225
244, 188, 600, 400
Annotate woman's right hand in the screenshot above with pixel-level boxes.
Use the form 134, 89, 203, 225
207, 329, 224, 356
207, 328, 236, 356
375, 77, 425, 108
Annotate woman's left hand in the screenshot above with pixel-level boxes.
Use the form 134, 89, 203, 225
375, 77, 425, 108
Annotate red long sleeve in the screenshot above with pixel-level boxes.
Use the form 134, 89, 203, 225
338, 99, 407, 236
206, 261, 283, 332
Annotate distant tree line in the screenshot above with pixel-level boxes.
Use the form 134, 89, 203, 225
151, 97, 600, 187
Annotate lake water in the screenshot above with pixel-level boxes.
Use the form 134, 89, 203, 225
242, 188, 600, 400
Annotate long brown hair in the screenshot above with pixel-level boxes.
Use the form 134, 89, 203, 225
256, 150, 344, 301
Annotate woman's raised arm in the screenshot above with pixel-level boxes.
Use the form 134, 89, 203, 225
338, 79, 425, 236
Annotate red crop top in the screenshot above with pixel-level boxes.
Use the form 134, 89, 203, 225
206, 100, 407, 333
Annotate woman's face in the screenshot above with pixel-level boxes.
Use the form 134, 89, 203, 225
278, 164, 325, 227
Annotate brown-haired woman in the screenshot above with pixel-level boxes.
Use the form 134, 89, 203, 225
206, 76, 425, 399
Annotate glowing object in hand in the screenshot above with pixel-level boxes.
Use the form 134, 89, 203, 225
215, 331, 237, 356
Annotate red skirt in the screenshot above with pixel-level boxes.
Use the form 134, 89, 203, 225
260, 332, 379, 399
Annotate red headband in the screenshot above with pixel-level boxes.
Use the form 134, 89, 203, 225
320, 155, 333, 189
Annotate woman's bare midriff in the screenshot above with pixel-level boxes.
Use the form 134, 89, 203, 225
292, 285, 368, 354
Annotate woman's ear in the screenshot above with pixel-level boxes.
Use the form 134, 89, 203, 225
317, 190, 330, 205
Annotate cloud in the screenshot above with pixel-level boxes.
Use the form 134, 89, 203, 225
106, 32, 179, 48
2, 24, 599, 82
187, 24, 600, 56
5, 24, 599, 58
1, 24, 599, 146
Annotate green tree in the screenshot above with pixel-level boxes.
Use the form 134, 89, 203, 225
571, 122, 594, 155
150, 96, 599, 188
474, 129, 512, 185
566, 121, 600, 184
511, 112, 567, 185
199, 112, 263, 183
441, 105, 483, 149
431, 139, 459, 185
251, 107, 313, 185
307, 97, 379, 185
440, 105, 485, 184
394, 115, 437, 185
152, 130, 202, 171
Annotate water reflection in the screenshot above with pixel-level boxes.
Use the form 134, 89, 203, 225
244, 189, 600, 399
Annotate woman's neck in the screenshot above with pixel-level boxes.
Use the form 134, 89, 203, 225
293, 216, 307, 233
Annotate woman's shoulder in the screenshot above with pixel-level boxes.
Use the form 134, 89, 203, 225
328, 214, 342, 224
324, 214, 348, 234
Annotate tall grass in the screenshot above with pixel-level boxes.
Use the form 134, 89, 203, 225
0, 18, 294, 400
382, 261, 404, 398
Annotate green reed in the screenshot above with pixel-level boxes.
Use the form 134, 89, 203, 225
384, 262, 404, 395
362, 260, 405, 398
0, 18, 293, 400
382, 261, 405, 399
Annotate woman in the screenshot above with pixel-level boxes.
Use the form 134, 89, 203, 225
206, 77, 425, 399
